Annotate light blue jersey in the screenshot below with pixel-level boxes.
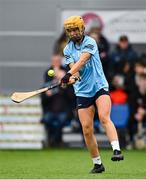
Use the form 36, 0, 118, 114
64, 35, 109, 97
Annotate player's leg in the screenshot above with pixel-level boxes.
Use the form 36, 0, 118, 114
78, 105, 105, 173
95, 94, 124, 161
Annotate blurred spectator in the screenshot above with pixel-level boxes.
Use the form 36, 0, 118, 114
41, 54, 75, 147
110, 59, 136, 96
134, 74, 146, 124
127, 59, 146, 149
88, 26, 110, 78
122, 60, 136, 95
110, 35, 138, 78
135, 57, 146, 75
53, 31, 68, 56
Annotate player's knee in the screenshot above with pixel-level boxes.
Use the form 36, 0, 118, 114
82, 125, 93, 137
99, 113, 109, 126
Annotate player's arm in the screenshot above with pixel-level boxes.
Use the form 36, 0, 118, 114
67, 62, 80, 85
61, 52, 91, 84
68, 52, 91, 75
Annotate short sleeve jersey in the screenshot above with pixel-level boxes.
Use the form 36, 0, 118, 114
64, 35, 109, 97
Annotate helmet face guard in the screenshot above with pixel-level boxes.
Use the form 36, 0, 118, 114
64, 16, 85, 42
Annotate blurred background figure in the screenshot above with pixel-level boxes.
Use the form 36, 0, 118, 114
127, 57, 146, 149
53, 31, 68, 57
41, 54, 75, 147
135, 55, 146, 75
109, 35, 138, 79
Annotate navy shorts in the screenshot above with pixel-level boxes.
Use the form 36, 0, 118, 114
76, 88, 110, 109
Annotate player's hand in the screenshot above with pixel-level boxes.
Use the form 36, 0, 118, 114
67, 76, 76, 85
61, 73, 72, 84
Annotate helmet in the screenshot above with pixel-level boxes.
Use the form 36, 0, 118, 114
64, 16, 85, 40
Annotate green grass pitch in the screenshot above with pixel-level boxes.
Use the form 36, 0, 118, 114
0, 149, 146, 179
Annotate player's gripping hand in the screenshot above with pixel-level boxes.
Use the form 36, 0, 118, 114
68, 76, 77, 85
61, 72, 72, 84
